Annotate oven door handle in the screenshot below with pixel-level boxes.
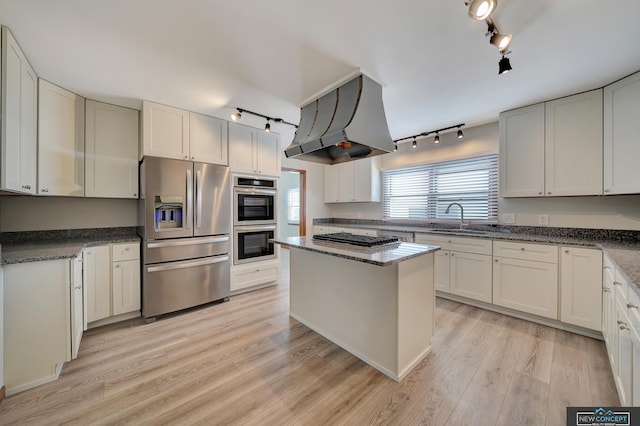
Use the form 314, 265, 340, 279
235, 225, 276, 232
234, 187, 277, 196
147, 255, 229, 273
147, 236, 229, 248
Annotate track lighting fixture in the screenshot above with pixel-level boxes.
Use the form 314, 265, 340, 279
230, 108, 242, 121
487, 21, 512, 52
229, 107, 298, 130
466, 0, 496, 21
394, 123, 465, 148
394, 142, 398, 152
498, 55, 512, 74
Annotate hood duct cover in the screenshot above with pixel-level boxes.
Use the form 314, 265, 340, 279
285, 74, 394, 164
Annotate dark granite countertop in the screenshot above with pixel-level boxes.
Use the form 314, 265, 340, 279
0, 228, 140, 265
313, 218, 640, 296
272, 236, 440, 267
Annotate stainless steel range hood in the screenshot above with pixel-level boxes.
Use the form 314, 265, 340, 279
284, 74, 394, 165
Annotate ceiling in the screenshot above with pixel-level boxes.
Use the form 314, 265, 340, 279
1, 0, 639, 141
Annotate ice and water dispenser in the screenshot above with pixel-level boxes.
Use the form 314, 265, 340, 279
154, 196, 184, 230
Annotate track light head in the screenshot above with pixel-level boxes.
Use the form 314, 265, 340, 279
434, 133, 440, 144
498, 55, 512, 75
394, 142, 398, 152
487, 21, 512, 52
265, 120, 271, 132
457, 128, 464, 139
412, 138, 417, 148
231, 109, 242, 121
466, 0, 496, 21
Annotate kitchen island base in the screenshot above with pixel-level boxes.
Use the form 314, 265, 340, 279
289, 247, 434, 381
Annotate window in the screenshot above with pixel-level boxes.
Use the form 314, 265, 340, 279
383, 154, 498, 221
287, 187, 300, 225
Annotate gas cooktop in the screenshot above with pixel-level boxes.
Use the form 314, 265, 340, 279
312, 233, 400, 247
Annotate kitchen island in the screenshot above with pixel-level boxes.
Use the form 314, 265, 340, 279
272, 235, 439, 381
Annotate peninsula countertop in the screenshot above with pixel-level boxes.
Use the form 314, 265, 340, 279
271, 236, 440, 267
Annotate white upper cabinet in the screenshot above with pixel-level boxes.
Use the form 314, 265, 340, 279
323, 157, 381, 203
141, 100, 190, 160
189, 112, 228, 165
499, 89, 604, 197
85, 100, 139, 198
545, 89, 603, 196
604, 71, 640, 195
229, 121, 280, 176
38, 79, 85, 196
499, 104, 545, 197
1, 26, 37, 194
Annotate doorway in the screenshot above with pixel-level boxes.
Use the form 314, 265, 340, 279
279, 168, 306, 237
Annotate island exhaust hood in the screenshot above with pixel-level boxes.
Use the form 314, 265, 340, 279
284, 74, 394, 165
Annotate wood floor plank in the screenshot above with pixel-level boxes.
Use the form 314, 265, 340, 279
0, 250, 619, 425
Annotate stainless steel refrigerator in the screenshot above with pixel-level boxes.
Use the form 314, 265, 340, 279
138, 156, 231, 320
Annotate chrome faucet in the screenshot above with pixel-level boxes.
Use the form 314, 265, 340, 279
445, 202, 465, 230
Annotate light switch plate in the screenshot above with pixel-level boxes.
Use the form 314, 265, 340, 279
538, 214, 549, 226
502, 213, 515, 224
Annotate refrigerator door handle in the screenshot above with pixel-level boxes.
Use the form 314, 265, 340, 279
147, 236, 229, 248
186, 168, 193, 229
196, 169, 203, 229
147, 255, 229, 273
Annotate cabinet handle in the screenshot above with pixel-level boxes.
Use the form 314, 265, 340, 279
547, 192, 551, 195
115, 264, 121, 268
447, 240, 452, 243
41, 188, 49, 193
619, 324, 631, 331
604, 189, 610, 193
628, 303, 639, 310
495, 259, 499, 262
603, 266, 611, 269
520, 247, 525, 251
564, 250, 569, 254
75, 285, 82, 290
613, 281, 622, 286
603, 288, 611, 293
125, 247, 130, 251
538, 192, 542, 195
451, 253, 455, 257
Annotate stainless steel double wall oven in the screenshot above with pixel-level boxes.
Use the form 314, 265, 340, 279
139, 157, 231, 320
233, 176, 277, 265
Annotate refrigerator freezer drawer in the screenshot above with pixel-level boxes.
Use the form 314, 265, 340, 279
144, 235, 229, 264
143, 255, 230, 318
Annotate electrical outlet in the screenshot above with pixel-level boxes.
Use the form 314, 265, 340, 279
538, 214, 549, 226
502, 213, 515, 224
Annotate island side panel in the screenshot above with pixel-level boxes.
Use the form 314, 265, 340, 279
289, 248, 399, 378
396, 253, 434, 379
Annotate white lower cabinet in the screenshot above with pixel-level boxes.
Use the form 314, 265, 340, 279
3, 260, 71, 395
231, 260, 280, 294
602, 255, 617, 368
70, 255, 84, 359
450, 251, 492, 303
84, 242, 140, 326
616, 294, 632, 406
559, 247, 602, 331
434, 250, 450, 292
633, 328, 640, 406
492, 241, 558, 320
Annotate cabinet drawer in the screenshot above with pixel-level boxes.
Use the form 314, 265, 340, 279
112, 242, 140, 262
415, 234, 492, 255
614, 269, 629, 302
493, 240, 558, 263
231, 263, 280, 292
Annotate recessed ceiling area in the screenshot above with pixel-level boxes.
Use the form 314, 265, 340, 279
1, 0, 639, 140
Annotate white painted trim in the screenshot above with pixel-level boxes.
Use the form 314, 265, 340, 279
87, 311, 140, 329
396, 346, 432, 381
6, 373, 59, 396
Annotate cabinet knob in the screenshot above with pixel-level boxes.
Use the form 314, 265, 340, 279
41, 188, 49, 193
619, 324, 631, 331
538, 192, 542, 195
184, 155, 188, 159
125, 247, 130, 251
547, 192, 551, 195
191, 156, 195, 160
520, 247, 525, 251
451, 253, 455, 257
564, 250, 569, 254
133, 193, 137, 197
604, 189, 610, 193
495, 259, 499, 262
613, 281, 622, 286
447, 240, 452, 243
115, 264, 120, 268
75, 285, 82, 290
603, 288, 611, 293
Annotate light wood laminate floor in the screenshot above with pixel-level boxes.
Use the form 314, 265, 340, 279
0, 251, 618, 425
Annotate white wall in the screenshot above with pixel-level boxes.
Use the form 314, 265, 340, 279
324, 121, 640, 230
0, 196, 138, 232
279, 171, 301, 238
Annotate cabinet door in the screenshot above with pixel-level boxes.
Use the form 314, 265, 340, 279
1, 27, 37, 194
324, 165, 340, 202
434, 250, 450, 293
84, 245, 111, 323
38, 79, 85, 196
560, 246, 603, 331
70, 255, 83, 359
545, 90, 603, 196
229, 122, 256, 173
499, 104, 545, 197
3, 260, 71, 393
112, 259, 141, 316
616, 297, 632, 406
493, 257, 558, 319
604, 71, 640, 195
633, 329, 640, 406
338, 162, 355, 202
189, 112, 228, 165
85, 100, 139, 198
256, 131, 280, 176
353, 158, 381, 202
450, 252, 492, 303
603, 261, 616, 359
141, 100, 190, 160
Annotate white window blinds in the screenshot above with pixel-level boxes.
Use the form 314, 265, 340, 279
383, 154, 499, 221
